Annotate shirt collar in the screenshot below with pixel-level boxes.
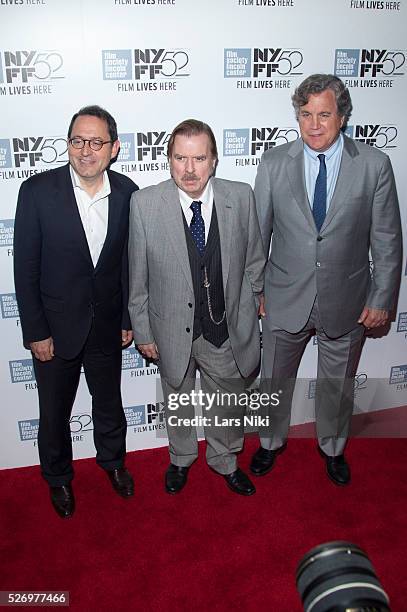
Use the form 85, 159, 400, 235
178, 178, 213, 215
304, 132, 343, 162
70, 166, 111, 200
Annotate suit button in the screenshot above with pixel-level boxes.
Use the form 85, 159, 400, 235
317, 236, 323, 242
201, 265, 205, 270
186, 327, 190, 333
188, 302, 193, 308
316, 261, 321, 267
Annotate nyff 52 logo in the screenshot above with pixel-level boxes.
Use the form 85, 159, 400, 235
102, 49, 189, 81
0, 50, 65, 83
224, 127, 299, 157
345, 125, 398, 149
0, 137, 68, 168
118, 131, 171, 163
335, 49, 406, 78
224, 48, 303, 78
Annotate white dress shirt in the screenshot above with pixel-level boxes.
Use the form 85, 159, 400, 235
178, 179, 214, 241
70, 167, 110, 267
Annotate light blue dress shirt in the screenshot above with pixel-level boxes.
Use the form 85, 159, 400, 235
304, 132, 344, 211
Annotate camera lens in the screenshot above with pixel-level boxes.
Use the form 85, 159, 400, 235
296, 541, 390, 612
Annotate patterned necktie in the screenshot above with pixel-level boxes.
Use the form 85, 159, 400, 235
312, 153, 327, 232
190, 200, 205, 256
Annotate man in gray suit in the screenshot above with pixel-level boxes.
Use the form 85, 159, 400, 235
251, 74, 402, 485
128, 119, 265, 495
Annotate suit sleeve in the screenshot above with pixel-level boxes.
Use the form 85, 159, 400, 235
121, 183, 138, 331
254, 153, 274, 258
128, 192, 155, 344
245, 185, 266, 295
13, 180, 51, 347
366, 155, 402, 311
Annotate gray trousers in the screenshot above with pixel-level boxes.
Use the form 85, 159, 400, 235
260, 299, 364, 456
161, 335, 246, 475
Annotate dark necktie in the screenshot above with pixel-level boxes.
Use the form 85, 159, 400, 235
312, 153, 327, 232
190, 200, 205, 256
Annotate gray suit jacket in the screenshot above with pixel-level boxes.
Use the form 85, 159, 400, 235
255, 135, 402, 337
128, 177, 265, 386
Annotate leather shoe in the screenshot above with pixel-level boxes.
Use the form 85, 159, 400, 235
50, 484, 75, 519
250, 444, 286, 476
106, 467, 134, 497
165, 464, 189, 494
223, 468, 256, 496
318, 448, 350, 486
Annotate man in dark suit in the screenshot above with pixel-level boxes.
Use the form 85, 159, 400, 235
250, 74, 402, 485
14, 105, 137, 518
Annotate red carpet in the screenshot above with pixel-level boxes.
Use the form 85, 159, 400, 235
1, 435, 406, 611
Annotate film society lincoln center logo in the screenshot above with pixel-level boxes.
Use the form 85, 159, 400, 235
0, 50, 65, 96
0, 220, 14, 248
389, 365, 407, 389
397, 312, 407, 337
102, 49, 189, 92
223, 126, 299, 166
224, 47, 303, 89
18, 413, 94, 444
117, 130, 171, 173
334, 48, 406, 87
122, 346, 159, 379
0, 293, 19, 320
125, 402, 166, 435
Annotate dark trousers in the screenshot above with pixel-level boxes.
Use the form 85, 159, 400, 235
33, 324, 127, 486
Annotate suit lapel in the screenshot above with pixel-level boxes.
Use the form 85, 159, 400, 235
321, 135, 359, 231
162, 180, 194, 292
212, 178, 232, 288
286, 139, 317, 233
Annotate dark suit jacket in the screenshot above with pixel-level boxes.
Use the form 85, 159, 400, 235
14, 163, 137, 359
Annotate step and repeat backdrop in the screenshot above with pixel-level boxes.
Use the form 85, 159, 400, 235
0, 0, 406, 469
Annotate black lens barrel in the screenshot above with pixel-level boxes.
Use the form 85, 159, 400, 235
296, 541, 390, 612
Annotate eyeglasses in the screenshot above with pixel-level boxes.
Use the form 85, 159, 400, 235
68, 137, 113, 151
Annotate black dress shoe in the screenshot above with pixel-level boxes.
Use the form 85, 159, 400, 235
165, 464, 189, 494
106, 468, 134, 497
50, 484, 75, 519
318, 448, 351, 486
223, 468, 256, 496
250, 444, 286, 476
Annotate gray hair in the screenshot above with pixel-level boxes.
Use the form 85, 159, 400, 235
292, 74, 352, 126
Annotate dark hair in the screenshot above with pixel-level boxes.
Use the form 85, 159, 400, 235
167, 119, 218, 159
67, 105, 118, 142
292, 74, 352, 125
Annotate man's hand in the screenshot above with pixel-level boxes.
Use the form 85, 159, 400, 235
122, 329, 133, 346
258, 294, 266, 318
358, 307, 389, 329
30, 337, 54, 362
137, 342, 159, 360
